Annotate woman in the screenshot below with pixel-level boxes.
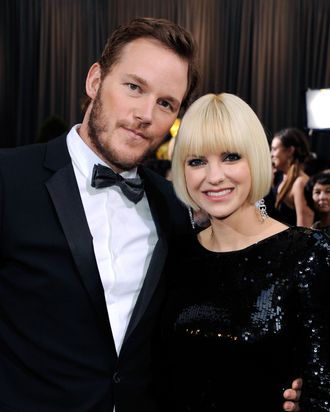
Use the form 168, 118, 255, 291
160, 93, 330, 412
304, 172, 330, 235
271, 128, 314, 226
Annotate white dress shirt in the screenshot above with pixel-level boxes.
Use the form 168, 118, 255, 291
67, 125, 158, 354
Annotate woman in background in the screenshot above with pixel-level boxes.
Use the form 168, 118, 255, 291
160, 93, 330, 412
270, 128, 314, 226
304, 171, 330, 235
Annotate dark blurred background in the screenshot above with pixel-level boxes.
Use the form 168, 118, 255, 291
1, 0, 329, 158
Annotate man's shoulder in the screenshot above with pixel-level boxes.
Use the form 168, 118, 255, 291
140, 165, 184, 208
0, 134, 68, 168
140, 165, 191, 233
0, 144, 45, 178
140, 165, 174, 195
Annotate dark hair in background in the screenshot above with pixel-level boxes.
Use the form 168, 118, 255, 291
275, 128, 310, 163
304, 172, 330, 212
81, 17, 199, 113
274, 127, 311, 209
36, 115, 68, 143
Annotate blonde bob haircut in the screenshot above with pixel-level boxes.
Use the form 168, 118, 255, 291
171, 93, 273, 210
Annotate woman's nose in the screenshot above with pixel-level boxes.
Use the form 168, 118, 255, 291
207, 164, 225, 184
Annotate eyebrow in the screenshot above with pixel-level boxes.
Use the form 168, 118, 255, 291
127, 73, 148, 87
126, 73, 181, 107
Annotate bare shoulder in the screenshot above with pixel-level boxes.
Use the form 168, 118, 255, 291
292, 174, 309, 192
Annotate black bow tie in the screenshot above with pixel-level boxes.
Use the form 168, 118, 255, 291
91, 164, 144, 204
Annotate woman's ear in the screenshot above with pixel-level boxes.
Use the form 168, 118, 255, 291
85, 63, 101, 99
287, 145, 295, 158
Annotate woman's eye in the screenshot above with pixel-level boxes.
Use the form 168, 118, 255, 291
187, 158, 205, 167
223, 152, 241, 162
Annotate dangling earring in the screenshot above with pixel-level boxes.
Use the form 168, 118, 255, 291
188, 207, 196, 230
256, 198, 268, 222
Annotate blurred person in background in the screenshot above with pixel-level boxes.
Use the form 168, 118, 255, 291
36, 115, 68, 143
270, 128, 314, 226
304, 171, 330, 235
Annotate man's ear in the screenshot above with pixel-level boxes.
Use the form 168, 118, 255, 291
85, 63, 101, 99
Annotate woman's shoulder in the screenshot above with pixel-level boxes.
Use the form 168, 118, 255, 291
292, 174, 309, 190
259, 226, 328, 261
287, 226, 330, 262
288, 225, 328, 242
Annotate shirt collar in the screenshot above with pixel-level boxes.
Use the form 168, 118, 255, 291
67, 124, 138, 180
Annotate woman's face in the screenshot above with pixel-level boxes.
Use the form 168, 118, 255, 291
184, 151, 251, 220
270, 137, 292, 172
312, 182, 330, 214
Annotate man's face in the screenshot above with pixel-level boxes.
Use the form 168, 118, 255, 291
83, 37, 188, 172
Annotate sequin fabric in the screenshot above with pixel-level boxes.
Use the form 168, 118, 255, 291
161, 227, 330, 412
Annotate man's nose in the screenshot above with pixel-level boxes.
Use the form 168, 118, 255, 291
134, 97, 154, 126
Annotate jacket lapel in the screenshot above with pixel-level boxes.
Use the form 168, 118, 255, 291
44, 136, 115, 347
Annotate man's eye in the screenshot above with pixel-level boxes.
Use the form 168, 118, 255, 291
187, 158, 205, 167
127, 83, 140, 91
158, 99, 173, 111
223, 152, 241, 162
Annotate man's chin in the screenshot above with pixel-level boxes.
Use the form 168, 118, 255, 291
105, 153, 148, 172
110, 160, 139, 172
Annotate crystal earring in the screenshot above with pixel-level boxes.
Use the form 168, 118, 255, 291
256, 198, 268, 222
188, 207, 196, 230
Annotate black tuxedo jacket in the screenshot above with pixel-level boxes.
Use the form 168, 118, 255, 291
0, 135, 190, 412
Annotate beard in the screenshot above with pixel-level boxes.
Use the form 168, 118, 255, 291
87, 89, 158, 171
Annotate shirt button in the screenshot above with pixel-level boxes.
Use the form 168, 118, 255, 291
113, 371, 121, 384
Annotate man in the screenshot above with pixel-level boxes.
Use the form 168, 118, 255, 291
0, 17, 300, 412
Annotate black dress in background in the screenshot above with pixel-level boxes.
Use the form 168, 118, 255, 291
273, 201, 297, 226
270, 179, 297, 226
160, 227, 330, 412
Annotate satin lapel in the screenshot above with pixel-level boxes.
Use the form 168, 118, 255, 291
44, 136, 114, 346
122, 168, 169, 345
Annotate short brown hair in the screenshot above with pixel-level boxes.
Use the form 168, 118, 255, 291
81, 17, 199, 113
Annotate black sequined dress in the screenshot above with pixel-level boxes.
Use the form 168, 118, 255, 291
160, 227, 330, 412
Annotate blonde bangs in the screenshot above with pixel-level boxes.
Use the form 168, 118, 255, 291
176, 94, 249, 161
172, 93, 273, 209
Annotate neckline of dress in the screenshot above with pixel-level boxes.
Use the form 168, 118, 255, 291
194, 227, 292, 255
